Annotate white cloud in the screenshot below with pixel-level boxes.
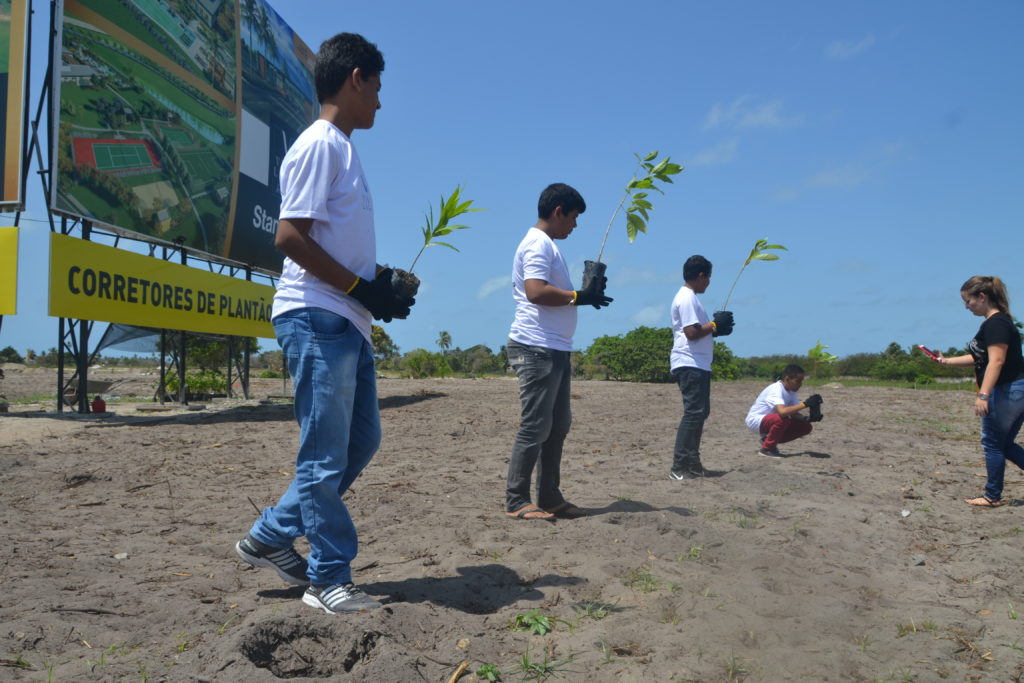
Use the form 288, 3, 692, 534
476, 274, 511, 299
773, 141, 903, 200
690, 137, 739, 166
632, 305, 666, 326
825, 35, 875, 60
703, 96, 803, 131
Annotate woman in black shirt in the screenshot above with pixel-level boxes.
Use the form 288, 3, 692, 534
935, 276, 1024, 507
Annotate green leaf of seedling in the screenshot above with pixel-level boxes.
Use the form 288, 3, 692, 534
431, 241, 459, 251
632, 178, 655, 189
663, 163, 684, 175
626, 213, 645, 242
652, 158, 669, 174
751, 253, 779, 261
644, 150, 659, 161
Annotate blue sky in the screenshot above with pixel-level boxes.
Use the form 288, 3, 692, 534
3, 0, 1022, 360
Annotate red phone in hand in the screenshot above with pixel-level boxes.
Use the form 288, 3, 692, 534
917, 345, 940, 361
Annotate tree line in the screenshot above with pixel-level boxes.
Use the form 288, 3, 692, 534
1, 325, 977, 387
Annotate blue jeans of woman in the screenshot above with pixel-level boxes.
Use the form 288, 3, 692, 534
505, 340, 572, 512
980, 377, 1024, 501
249, 308, 380, 585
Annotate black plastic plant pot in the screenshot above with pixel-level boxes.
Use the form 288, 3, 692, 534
391, 268, 421, 298
581, 260, 606, 292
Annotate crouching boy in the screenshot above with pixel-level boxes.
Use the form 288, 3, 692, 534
744, 364, 821, 457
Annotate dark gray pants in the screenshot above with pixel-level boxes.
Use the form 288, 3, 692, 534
672, 366, 711, 473
505, 340, 572, 512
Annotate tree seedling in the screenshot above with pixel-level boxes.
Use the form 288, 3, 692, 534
393, 185, 484, 297
509, 608, 553, 636
475, 662, 502, 681
720, 238, 787, 310
808, 340, 838, 380
583, 151, 683, 290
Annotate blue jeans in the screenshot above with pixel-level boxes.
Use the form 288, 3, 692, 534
505, 340, 572, 512
672, 366, 711, 473
980, 377, 1024, 501
249, 308, 380, 585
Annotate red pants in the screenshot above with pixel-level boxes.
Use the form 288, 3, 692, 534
759, 413, 812, 448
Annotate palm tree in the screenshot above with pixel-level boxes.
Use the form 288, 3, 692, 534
437, 331, 451, 356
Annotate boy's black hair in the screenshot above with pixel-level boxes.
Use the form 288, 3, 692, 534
683, 255, 712, 282
315, 33, 385, 103
782, 364, 805, 378
538, 183, 586, 220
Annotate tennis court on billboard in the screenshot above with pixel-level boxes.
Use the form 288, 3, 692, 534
51, 0, 319, 272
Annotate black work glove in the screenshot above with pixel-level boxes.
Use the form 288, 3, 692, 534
712, 310, 734, 336
348, 268, 415, 322
803, 394, 823, 422
574, 276, 613, 309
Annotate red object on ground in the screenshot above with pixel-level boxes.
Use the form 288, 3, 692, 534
91, 396, 106, 414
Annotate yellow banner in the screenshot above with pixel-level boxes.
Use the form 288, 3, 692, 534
0, 226, 17, 314
48, 233, 275, 338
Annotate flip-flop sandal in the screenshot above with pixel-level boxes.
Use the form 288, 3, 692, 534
507, 505, 555, 521
964, 496, 1003, 508
544, 501, 588, 519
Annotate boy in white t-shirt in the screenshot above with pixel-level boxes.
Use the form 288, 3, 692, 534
668, 255, 734, 480
235, 33, 412, 615
505, 183, 612, 521
745, 364, 822, 457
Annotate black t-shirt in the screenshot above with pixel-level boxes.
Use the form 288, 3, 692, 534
969, 312, 1024, 387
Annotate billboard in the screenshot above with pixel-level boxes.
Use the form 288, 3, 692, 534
50, 0, 317, 273
0, 226, 16, 314
49, 232, 275, 338
0, 0, 28, 209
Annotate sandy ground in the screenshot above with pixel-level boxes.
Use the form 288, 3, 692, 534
1, 365, 1022, 682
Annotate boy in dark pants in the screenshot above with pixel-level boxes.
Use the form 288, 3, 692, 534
505, 183, 612, 520
669, 255, 733, 479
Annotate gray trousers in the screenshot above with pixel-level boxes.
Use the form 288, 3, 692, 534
505, 340, 572, 512
672, 366, 711, 473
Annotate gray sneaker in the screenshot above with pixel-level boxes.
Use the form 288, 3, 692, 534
303, 583, 382, 613
235, 534, 309, 586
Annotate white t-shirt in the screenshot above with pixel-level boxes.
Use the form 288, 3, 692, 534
508, 227, 576, 351
670, 285, 712, 371
745, 380, 800, 433
272, 119, 376, 342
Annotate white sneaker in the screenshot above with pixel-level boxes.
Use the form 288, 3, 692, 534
303, 583, 382, 613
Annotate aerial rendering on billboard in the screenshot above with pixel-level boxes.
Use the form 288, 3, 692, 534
0, 0, 28, 209
50, 0, 317, 273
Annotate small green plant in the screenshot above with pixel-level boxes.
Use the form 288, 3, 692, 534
676, 544, 703, 561
721, 239, 787, 310
919, 620, 937, 633
517, 647, 574, 680
217, 615, 236, 634
895, 621, 918, 637
599, 640, 615, 663
408, 185, 483, 273
621, 566, 662, 593
1009, 602, 1018, 620
808, 340, 839, 379
509, 609, 553, 636
574, 600, 616, 621
175, 631, 191, 652
732, 510, 761, 529
475, 662, 502, 682
12, 656, 32, 670
724, 654, 749, 681
595, 151, 683, 263
855, 634, 872, 652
